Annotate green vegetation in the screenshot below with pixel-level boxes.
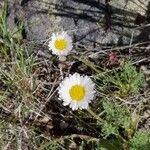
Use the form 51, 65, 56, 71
0, 1, 150, 150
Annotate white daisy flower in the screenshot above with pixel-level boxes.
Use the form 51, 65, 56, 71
48, 31, 73, 56
58, 73, 95, 110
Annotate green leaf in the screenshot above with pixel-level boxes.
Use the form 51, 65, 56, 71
130, 131, 150, 150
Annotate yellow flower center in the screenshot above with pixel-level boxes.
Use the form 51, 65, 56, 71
54, 39, 67, 51
69, 85, 86, 101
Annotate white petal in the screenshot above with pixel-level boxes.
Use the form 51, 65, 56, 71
48, 31, 73, 56
58, 73, 95, 110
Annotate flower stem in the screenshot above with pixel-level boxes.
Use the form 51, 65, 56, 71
87, 107, 103, 123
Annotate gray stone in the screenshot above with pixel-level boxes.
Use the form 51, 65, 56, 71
6, 0, 149, 46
